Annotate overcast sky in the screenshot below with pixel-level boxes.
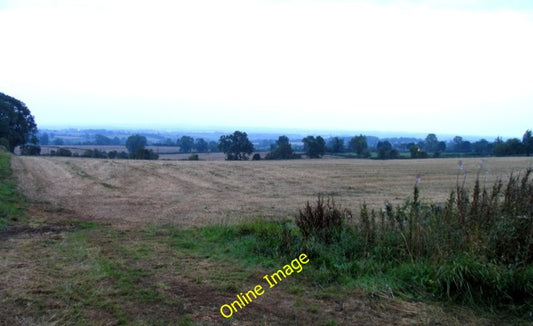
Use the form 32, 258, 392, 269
1, 0, 532, 137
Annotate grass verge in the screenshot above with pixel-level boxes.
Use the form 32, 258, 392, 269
0, 152, 24, 229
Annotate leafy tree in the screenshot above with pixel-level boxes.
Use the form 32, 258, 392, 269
523, 130, 533, 156
53, 138, 64, 146
327, 137, 345, 153
408, 143, 428, 158
0, 92, 38, 152
472, 139, 492, 156
302, 136, 326, 158
424, 133, 439, 153
377, 141, 399, 159
195, 138, 209, 153
178, 136, 194, 153
493, 137, 506, 156
266, 135, 295, 160
218, 131, 254, 160
505, 138, 524, 156
349, 134, 370, 158
451, 136, 472, 153
208, 141, 220, 152
126, 134, 147, 158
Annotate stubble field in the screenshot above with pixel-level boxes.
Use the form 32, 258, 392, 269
11, 156, 533, 227
2, 155, 532, 325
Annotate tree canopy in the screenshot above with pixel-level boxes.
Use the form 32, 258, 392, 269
266, 135, 295, 160
302, 136, 326, 158
218, 131, 254, 160
0, 92, 38, 152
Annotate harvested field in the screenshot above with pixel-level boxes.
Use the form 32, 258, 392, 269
10, 156, 533, 227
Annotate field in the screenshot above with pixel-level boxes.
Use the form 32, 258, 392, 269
2, 155, 532, 325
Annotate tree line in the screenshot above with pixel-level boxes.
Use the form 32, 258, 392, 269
2, 92, 532, 160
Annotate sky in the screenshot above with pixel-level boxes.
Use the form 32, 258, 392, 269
1, 0, 532, 138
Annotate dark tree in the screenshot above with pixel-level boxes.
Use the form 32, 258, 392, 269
377, 141, 399, 159
266, 135, 294, 160
327, 137, 345, 153
95, 134, 113, 145
424, 133, 439, 153
349, 134, 370, 158
218, 131, 254, 160
408, 143, 428, 158
523, 130, 533, 156
194, 138, 209, 153
178, 136, 194, 153
0, 92, 38, 152
208, 141, 220, 152
302, 136, 326, 158
472, 139, 491, 156
505, 138, 524, 156
493, 137, 506, 156
126, 134, 147, 158
53, 138, 64, 146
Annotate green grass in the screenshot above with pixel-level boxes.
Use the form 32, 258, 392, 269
0, 152, 24, 229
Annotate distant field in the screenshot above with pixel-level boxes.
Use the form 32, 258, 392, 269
11, 156, 532, 227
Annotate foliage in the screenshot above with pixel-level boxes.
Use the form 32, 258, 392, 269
349, 134, 370, 158
125, 135, 157, 159
20, 144, 41, 156
125, 134, 147, 156
218, 131, 254, 160
188, 154, 199, 161
296, 195, 347, 244
327, 137, 345, 153
266, 135, 297, 160
285, 168, 533, 314
377, 141, 399, 159
177, 136, 194, 153
194, 138, 209, 152
302, 135, 326, 158
524, 130, 533, 156
0, 92, 38, 152
51, 148, 73, 157
0, 152, 23, 229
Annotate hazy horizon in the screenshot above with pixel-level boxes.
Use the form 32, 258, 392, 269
1, 0, 532, 138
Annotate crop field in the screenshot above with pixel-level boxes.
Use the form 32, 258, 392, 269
2, 155, 532, 325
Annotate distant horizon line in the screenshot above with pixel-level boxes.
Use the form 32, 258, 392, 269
36, 123, 519, 141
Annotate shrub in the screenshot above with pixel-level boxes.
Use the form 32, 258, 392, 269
296, 195, 348, 244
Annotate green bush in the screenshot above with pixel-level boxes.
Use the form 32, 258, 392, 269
287, 168, 533, 314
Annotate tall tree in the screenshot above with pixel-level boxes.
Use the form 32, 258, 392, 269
327, 137, 345, 153
177, 136, 194, 153
523, 130, 533, 156
266, 135, 294, 159
218, 131, 254, 160
0, 92, 38, 152
302, 136, 326, 158
126, 134, 147, 158
194, 138, 209, 153
349, 134, 369, 158
424, 133, 439, 153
